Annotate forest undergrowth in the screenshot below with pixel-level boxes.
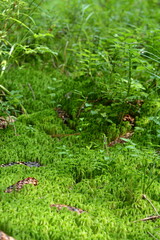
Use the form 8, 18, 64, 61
0, 0, 160, 239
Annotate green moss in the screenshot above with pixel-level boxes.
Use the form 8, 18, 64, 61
0, 0, 160, 239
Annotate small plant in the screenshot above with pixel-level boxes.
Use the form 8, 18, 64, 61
0, 84, 26, 117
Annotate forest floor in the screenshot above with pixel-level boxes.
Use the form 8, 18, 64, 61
0, 0, 160, 239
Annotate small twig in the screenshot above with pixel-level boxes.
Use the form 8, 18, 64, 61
142, 194, 159, 215
133, 215, 160, 223
147, 231, 159, 240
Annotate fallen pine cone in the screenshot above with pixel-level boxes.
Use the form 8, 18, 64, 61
0, 161, 42, 168
4, 177, 38, 193
50, 204, 86, 214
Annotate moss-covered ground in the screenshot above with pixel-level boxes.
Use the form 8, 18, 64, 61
0, 0, 160, 239
0, 68, 159, 240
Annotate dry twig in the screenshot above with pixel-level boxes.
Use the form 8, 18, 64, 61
133, 215, 160, 223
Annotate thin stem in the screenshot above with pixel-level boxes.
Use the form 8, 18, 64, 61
127, 46, 132, 97
147, 231, 159, 240
142, 194, 159, 215
0, 85, 10, 95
